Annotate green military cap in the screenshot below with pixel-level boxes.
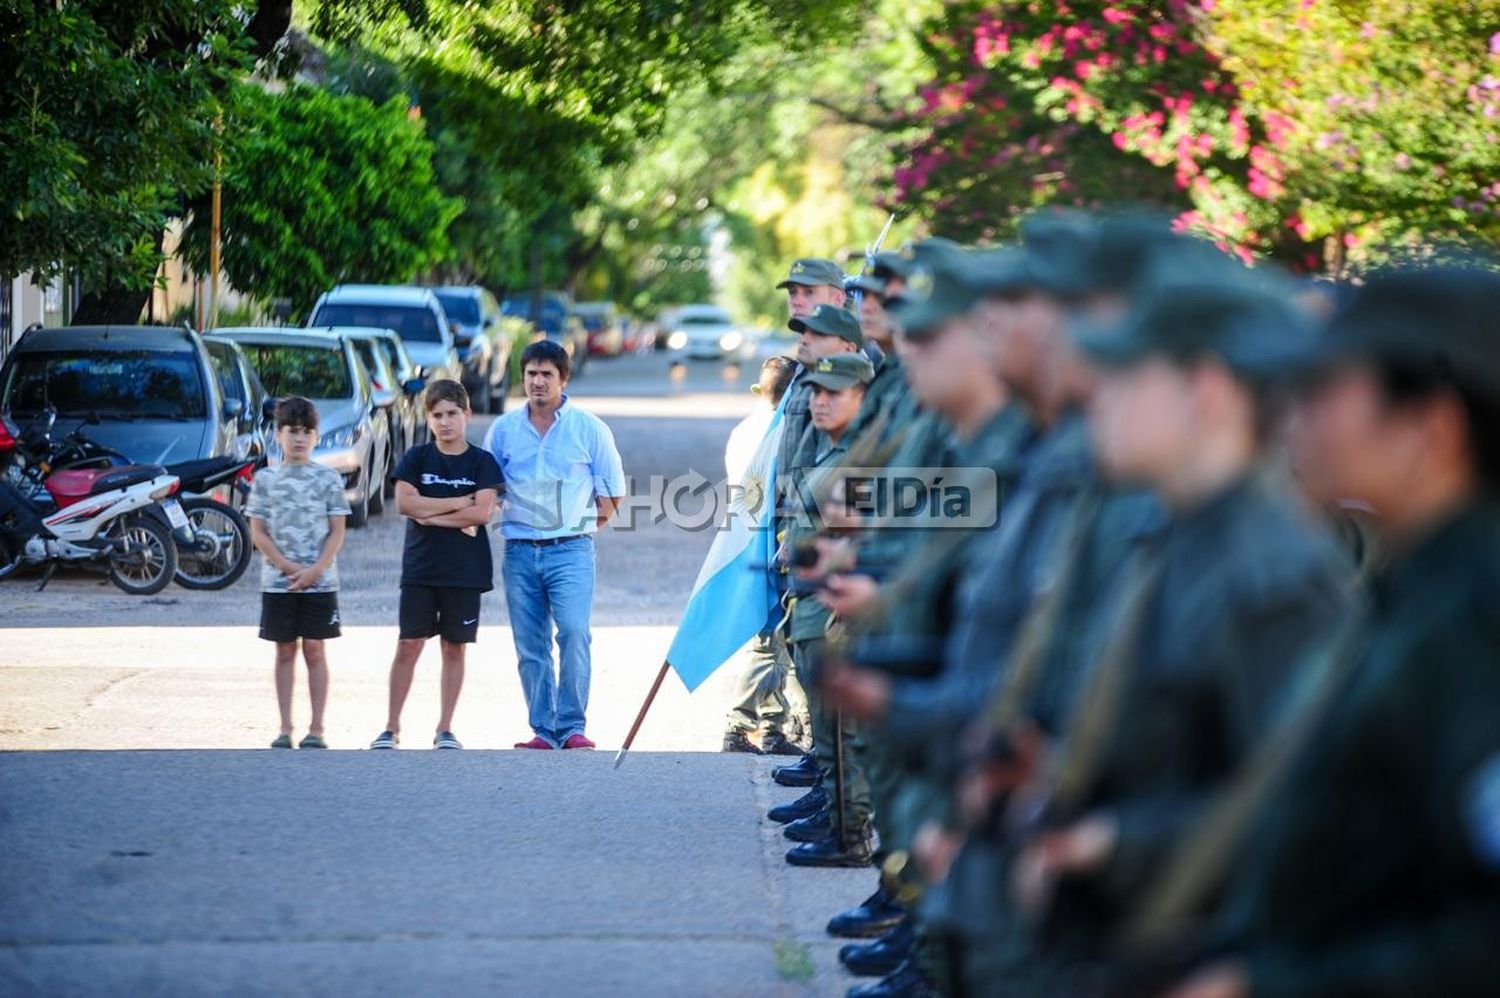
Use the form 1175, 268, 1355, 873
1073, 269, 1315, 382
979, 211, 1195, 299
872, 237, 965, 281
777, 257, 846, 289
847, 271, 888, 296
802, 351, 876, 391
789, 304, 865, 346
960, 245, 1032, 296
886, 250, 981, 339
1286, 265, 1500, 400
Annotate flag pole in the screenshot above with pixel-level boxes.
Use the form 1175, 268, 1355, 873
613, 661, 673, 769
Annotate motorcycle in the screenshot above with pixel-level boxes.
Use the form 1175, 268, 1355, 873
0, 413, 183, 594
2, 412, 258, 590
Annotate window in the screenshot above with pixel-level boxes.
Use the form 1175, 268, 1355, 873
236, 344, 353, 400
3, 350, 207, 419
312, 303, 444, 342
205, 342, 245, 403
433, 292, 481, 325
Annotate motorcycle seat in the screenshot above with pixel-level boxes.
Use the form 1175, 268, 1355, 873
47, 464, 168, 505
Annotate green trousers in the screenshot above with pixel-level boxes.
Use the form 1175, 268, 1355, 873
724, 629, 809, 738
793, 635, 872, 843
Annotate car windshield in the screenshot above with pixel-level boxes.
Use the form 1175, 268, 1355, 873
2, 350, 207, 419
680, 313, 732, 325
433, 292, 481, 325
234, 343, 353, 399
313, 303, 444, 343
503, 295, 567, 333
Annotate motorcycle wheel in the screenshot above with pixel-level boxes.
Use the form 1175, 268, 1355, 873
173, 497, 251, 590
104, 513, 178, 595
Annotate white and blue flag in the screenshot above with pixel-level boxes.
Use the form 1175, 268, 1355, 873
666, 399, 786, 691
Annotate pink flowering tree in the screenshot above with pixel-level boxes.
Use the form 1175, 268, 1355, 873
890, 0, 1500, 270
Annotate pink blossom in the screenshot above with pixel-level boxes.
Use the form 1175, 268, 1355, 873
1491, 32, 1500, 54
1102, 6, 1131, 25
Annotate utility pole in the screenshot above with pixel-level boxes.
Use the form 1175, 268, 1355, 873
208, 109, 223, 330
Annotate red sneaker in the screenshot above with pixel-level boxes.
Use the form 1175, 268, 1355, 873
514, 736, 554, 750
562, 734, 596, 750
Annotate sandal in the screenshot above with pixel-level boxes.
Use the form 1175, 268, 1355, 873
270, 734, 293, 749
298, 733, 328, 749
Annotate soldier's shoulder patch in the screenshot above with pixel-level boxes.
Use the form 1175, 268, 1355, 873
1466, 752, 1500, 868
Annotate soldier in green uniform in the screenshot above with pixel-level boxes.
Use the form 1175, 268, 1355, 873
823, 248, 1038, 997
778, 343, 878, 867
1157, 266, 1500, 998
728, 259, 850, 765
981, 262, 1352, 998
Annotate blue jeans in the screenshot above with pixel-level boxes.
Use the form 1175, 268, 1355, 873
502, 536, 596, 747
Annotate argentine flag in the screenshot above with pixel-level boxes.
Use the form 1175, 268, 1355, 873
666, 399, 785, 691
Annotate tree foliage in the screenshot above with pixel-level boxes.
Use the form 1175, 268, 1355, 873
180, 84, 460, 318
889, 0, 1500, 269
0, 0, 253, 307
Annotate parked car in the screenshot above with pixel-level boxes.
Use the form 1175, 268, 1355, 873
306, 285, 463, 387
203, 337, 271, 470
664, 304, 753, 361
208, 328, 390, 528
572, 301, 625, 357
431, 286, 511, 412
309, 325, 425, 496
502, 291, 589, 376
0, 325, 246, 466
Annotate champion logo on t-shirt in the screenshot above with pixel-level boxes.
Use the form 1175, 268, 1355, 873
421, 473, 478, 488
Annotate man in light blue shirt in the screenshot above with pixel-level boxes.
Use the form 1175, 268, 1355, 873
483, 340, 626, 749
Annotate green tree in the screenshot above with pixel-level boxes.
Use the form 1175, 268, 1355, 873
0, 0, 255, 322
181, 84, 460, 319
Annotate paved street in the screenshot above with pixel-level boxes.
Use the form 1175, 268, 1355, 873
0, 342, 881, 997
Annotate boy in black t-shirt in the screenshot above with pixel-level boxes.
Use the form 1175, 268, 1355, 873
369, 380, 502, 750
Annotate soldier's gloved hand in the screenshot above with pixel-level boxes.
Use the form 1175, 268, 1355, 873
821, 658, 891, 721
817, 572, 879, 618
1159, 961, 1249, 998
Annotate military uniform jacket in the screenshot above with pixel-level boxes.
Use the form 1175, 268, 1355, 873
784, 433, 850, 644
1229, 503, 1500, 997
881, 408, 1094, 751
1035, 473, 1351, 973
872, 404, 1032, 675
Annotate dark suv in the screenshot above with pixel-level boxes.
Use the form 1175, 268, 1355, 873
0, 325, 244, 465
432, 286, 511, 413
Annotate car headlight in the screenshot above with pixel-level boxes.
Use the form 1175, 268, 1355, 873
718, 331, 743, 352
317, 423, 363, 450
667, 331, 688, 350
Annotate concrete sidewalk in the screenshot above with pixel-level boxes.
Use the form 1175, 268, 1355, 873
0, 751, 870, 997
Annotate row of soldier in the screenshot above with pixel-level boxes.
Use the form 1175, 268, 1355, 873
722, 211, 1500, 997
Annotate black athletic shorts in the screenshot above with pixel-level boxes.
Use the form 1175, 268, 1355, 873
399, 585, 481, 644
260, 591, 342, 642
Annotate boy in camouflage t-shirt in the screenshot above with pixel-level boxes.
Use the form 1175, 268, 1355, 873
246, 396, 351, 749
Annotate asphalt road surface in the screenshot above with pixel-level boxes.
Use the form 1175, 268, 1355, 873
0, 340, 883, 996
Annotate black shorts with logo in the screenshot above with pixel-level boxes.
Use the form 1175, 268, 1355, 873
260, 591, 342, 642
399, 585, 481, 644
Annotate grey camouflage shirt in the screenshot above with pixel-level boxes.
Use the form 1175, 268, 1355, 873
245, 461, 352, 593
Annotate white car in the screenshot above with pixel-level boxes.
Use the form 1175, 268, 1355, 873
307, 285, 463, 387
665, 304, 753, 361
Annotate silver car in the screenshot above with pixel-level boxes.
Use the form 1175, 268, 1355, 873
207, 329, 391, 528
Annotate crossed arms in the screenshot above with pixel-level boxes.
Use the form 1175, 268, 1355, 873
395, 482, 499, 533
